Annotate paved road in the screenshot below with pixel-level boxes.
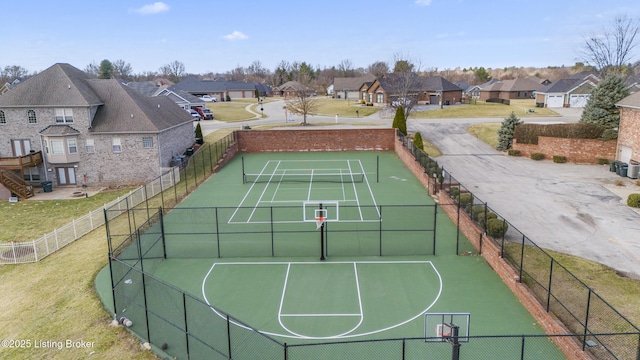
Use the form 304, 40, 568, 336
199, 100, 640, 279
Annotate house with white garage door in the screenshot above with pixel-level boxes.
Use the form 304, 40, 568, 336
535, 72, 599, 108
615, 91, 640, 177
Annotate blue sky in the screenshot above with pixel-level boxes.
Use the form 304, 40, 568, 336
2, 0, 640, 75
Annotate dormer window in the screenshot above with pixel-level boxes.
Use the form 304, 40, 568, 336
55, 108, 74, 123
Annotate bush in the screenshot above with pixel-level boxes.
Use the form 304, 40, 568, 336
486, 218, 508, 237
449, 186, 460, 199
359, 100, 365, 105
471, 205, 486, 221
458, 193, 474, 207
552, 155, 566, 163
628, 194, 640, 208
513, 123, 605, 145
598, 158, 610, 165
531, 153, 545, 160
507, 149, 521, 156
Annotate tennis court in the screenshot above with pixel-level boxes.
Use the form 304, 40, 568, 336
101, 151, 567, 359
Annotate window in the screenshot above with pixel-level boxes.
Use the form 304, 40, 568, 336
67, 138, 77, 154
112, 138, 122, 153
23, 167, 40, 182
85, 139, 95, 153
27, 109, 37, 124
50, 139, 64, 155
55, 108, 74, 123
0, 110, 5, 124
376, 93, 384, 103
142, 136, 153, 148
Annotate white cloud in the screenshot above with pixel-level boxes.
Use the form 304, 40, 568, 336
133, 2, 170, 15
415, 0, 432, 6
222, 31, 248, 41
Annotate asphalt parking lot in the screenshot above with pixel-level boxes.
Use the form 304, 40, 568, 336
410, 111, 640, 280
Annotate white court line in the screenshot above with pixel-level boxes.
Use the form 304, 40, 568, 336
247, 161, 283, 222
347, 160, 364, 221
358, 159, 381, 219
229, 161, 272, 222
201, 260, 442, 340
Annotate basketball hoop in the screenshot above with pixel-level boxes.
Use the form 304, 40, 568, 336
315, 216, 325, 229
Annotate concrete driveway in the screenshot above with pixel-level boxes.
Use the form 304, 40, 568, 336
410, 113, 640, 279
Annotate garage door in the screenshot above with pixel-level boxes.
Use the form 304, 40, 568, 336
569, 94, 589, 108
547, 95, 564, 108
227, 91, 244, 99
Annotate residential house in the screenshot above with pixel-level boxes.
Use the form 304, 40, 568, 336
273, 81, 311, 98
625, 75, 640, 94
465, 79, 499, 100
365, 75, 463, 106
479, 77, 546, 101
534, 72, 599, 108
0, 63, 194, 198
332, 74, 377, 100
615, 91, 640, 171
172, 77, 271, 101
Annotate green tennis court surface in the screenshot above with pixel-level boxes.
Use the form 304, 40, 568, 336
99, 151, 566, 359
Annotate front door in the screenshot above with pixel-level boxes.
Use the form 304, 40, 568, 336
57, 167, 76, 185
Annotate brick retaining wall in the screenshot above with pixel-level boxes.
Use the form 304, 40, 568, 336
513, 137, 615, 164
235, 128, 395, 152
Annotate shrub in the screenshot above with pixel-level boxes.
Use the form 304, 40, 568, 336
531, 153, 545, 160
195, 122, 203, 139
507, 149, 521, 156
359, 100, 365, 105
628, 194, 640, 208
598, 158, 610, 165
458, 193, 474, 207
413, 132, 424, 150
480, 212, 498, 229
449, 186, 460, 199
226, 95, 231, 102
552, 155, 566, 163
486, 218, 509, 237
471, 205, 486, 221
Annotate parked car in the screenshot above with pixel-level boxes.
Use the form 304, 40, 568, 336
186, 108, 201, 120
200, 95, 217, 102
193, 107, 214, 120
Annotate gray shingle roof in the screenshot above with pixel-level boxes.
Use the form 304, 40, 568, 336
377, 75, 462, 92
480, 78, 545, 92
333, 74, 377, 91
39, 124, 81, 136
172, 77, 270, 93
0, 63, 103, 107
87, 79, 193, 133
616, 91, 640, 109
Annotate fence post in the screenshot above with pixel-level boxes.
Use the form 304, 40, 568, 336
518, 235, 525, 282
283, 342, 288, 360
44, 233, 50, 256
159, 208, 167, 259
32, 240, 38, 262
582, 289, 593, 351
182, 293, 190, 357
227, 315, 232, 359
432, 205, 438, 256
73, 219, 78, 239
54, 228, 60, 250
546, 259, 554, 312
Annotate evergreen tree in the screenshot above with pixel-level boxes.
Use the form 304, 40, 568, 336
98, 59, 113, 79
195, 122, 203, 139
392, 106, 407, 135
474, 67, 491, 83
497, 112, 522, 150
413, 132, 424, 150
580, 74, 630, 139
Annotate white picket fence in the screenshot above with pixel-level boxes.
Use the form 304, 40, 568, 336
0, 167, 180, 265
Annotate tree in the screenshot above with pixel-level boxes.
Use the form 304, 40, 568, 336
581, 15, 640, 76
413, 132, 424, 150
195, 122, 203, 140
0, 65, 29, 84
367, 61, 389, 78
392, 106, 407, 135
98, 59, 114, 79
337, 59, 354, 77
159, 60, 186, 83
387, 54, 422, 120
580, 74, 630, 139
473, 67, 492, 83
497, 112, 522, 150
284, 75, 318, 125
112, 59, 133, 80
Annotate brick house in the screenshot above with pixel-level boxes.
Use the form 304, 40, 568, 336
172, 77, 272, 101
615, 91, 640, 167
273, 81, 311, 98
364, 75, 463, 106
0, 63, 194, 198
332, 74, 377, 100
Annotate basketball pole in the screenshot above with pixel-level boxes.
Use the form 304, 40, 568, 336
319, 203, 325, 261
449, 324, 460, 360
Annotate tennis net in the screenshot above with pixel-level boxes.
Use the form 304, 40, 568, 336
244, 172, 365, 183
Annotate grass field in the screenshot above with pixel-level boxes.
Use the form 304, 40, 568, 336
467, 122, 501, 149
413, 99, 559, 119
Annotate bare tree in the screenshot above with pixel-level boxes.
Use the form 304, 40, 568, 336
227, 65, 245, 81
112, 59, 133, 80
386, 54, 422, 120
159, 60, 186, 83
367, 61, 389, 77
581, 15, 640, 76
338, 59, 354, 77
284, 72, 319, 125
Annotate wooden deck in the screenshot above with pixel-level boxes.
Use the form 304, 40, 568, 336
0, 151, 43, 170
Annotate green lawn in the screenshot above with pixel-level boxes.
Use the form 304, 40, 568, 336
467, 122, 501, 149
412, 99, 559, 119
311, 97, 379, 117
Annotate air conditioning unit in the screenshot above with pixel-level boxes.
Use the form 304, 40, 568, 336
627, 164, 640, 179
